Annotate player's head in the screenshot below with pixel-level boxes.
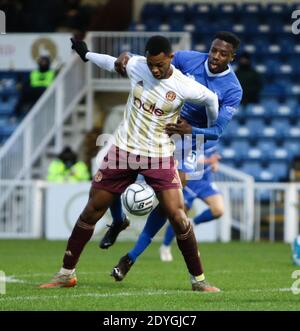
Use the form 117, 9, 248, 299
208, 31, 240, 74
145, 35, 174, 79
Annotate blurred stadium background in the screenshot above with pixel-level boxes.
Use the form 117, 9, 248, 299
1, 0, 300, 313
0, 0, 299, 245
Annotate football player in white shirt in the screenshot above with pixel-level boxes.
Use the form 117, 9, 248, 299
39, 36, 219, 292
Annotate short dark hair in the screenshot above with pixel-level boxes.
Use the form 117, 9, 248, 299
214, 31, 240, 51
145, 35, 172, 56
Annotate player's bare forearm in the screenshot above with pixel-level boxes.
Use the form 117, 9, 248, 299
114, 52, 132, 77
165, 118, 192, 136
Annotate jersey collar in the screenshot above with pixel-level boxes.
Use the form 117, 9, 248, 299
204, 59, 231, 77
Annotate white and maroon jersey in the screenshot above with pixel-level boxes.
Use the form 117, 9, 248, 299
114, 55, 218, 157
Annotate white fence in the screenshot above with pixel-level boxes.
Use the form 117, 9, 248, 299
86, 31, 191, 91
1, 178, 298, 242
0, 180, 44, 238
254, 183, 300, 243
0, 56, 87, 182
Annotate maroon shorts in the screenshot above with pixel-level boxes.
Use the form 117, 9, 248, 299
92, 145, 182, 193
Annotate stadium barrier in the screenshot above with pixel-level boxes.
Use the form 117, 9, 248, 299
0, 177, 298, 243
254, 183, 300, 242
86, 31, 191, 91
0, 31, 298, 242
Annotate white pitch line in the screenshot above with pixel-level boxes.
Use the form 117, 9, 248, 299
250, 288, 293, 293
15, 271, 108, 278
0, 290, 193, 302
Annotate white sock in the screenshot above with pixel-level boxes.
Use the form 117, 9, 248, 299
60, 267, 75, 275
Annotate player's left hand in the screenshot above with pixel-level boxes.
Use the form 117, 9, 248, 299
70, 37, 89, 62
165, 118, 192, 136
205, 154, 221, 172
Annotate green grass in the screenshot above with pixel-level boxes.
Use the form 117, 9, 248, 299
0, 240, 299, 311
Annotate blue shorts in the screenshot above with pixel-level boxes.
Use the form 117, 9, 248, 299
183, 177, 220, 209
174, 142, 204, 175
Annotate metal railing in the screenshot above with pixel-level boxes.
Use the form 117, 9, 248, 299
0, 56, 87, 181
0, 180, 44, 238
86, 31, 191, 91
215, 164, 255, 241
254, 183, 300, 242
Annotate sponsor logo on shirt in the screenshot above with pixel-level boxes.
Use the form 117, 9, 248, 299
94, 170, 103, 182
133, 96, 164, 116
166, 91, 177, 102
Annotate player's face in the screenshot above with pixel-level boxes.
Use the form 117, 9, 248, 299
146, 52, 174, 79
208, 39, 235, 74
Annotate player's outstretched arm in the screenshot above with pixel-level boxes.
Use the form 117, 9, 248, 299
184, 80, 219, 125
191, 105, 236, 140
70, 38, 117, 73
114, 52, 133, 77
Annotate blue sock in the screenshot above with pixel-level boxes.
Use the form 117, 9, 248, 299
110, 196, 126, 224
128, 206, 167, 262
163, 223, 175, 246
193, 208, 214, 225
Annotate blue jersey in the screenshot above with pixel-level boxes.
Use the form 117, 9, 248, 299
172, 51, 243, 141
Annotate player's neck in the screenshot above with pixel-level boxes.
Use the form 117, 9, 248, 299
165, 67, 173, 79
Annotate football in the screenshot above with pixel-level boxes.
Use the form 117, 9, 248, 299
122, 183, 155, 216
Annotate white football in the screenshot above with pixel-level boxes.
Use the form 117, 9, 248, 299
122, 183, 155, 216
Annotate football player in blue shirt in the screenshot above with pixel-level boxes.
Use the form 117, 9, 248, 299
160, 141, 224, 262
102, 31, 243, 284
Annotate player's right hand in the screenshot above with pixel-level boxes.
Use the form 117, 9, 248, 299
70, 37, 89, 62
114, 52, 131, 77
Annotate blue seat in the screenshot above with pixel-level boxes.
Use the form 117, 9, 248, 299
271, 118, 291, 132
240, 161, 263, 180
271, 147, 293, 162
257, 141, 277, 156
0, 122, 18, 138
219, 146, 236, 161
279, 39, 295, 55
245, 147, 263, 161
245, 104, 266, 118
166, 3, 188, 19
246, 119, 266, 139
168, 17, 185, 31
260, 99, 280, 113
272, 104, 295, 118
286, 126, 300, 139
144, 18, 161, 31
230, 141, 251, 161
141, 3, 166, 21
283, 141, 300, 159
267, 162, 289, 181
0, 96, 18, 116
221, 119, 240, 140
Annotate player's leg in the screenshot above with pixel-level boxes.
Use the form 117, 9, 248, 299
157, 188, 220, 292
99, 195, 130, 249
40, 145, 138, 288
192, 179, 223, 225
111, 205, 168, 281
194, 193, 224, 224
160, 185, 193, 262
40, 187, 115, 288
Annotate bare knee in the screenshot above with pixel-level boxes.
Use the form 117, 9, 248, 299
168, 208, 190, 235
210, 205, 224, 219
81, 199, 107, 225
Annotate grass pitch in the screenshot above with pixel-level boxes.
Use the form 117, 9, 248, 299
0, 240, 299, 311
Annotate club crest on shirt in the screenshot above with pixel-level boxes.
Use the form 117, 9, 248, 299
166, 91, 176, 102
94, 170, 103, 182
